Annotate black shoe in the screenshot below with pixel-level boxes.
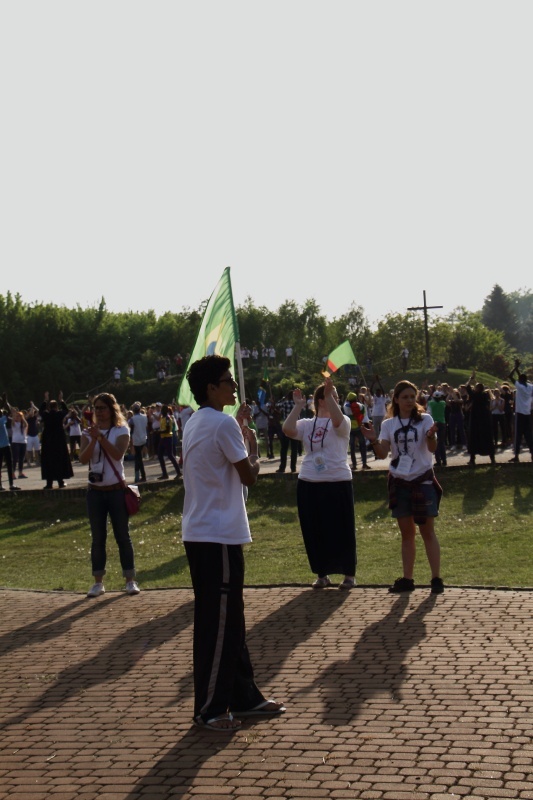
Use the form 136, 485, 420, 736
509, 456, 519, 463
10, 485, 21, 491
276, 468, 285, 473
389, 577, 415, 593
431, 577, 444, 594
362, 464, 371, 470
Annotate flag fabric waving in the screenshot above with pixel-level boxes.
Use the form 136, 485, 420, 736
177, 267, 240, 413
323, 340, 357, 377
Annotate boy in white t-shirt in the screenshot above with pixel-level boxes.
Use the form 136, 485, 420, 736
182, 355, 285, 732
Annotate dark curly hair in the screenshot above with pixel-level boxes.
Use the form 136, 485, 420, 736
186, 355, 231, 404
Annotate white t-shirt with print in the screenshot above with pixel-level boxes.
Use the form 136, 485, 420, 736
83, 424, 129, 486
380, 414, 434, 481
294, 415, 352, 483
182, 407, 251, 544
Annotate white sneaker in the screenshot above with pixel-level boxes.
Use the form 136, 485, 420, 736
87, 582, 105, 598
125, 580, 141, 595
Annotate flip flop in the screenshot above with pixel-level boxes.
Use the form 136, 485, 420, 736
231, 699, 286, 717
194, 713, 242, 732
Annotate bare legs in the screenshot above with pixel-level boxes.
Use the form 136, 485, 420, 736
397, 516, 440, 580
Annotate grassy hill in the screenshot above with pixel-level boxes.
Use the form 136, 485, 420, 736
72, 366, 500, 409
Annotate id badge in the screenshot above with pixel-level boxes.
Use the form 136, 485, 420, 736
395, 454, 413, 477
312, 453, 327, 473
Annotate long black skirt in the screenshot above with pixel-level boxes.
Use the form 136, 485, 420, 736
297, 479, 356, 577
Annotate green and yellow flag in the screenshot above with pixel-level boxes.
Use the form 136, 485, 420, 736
323, 340, 357, 378
177, 267, 240, 413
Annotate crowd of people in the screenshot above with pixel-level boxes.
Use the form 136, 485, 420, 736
252, 361, 533, 470
0, 395, 196, 491
2, 354, 533, 734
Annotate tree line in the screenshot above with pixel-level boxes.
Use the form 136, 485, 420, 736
1, 285, 532, 405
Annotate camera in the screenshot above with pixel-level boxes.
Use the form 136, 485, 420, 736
88, 471, 104, 484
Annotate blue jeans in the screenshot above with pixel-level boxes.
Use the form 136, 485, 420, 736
87, 488, 136, 578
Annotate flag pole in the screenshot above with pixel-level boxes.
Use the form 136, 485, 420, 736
235, 341, 246, 406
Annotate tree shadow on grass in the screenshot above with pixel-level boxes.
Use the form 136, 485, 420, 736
136, 554, 190, 583
461, 473, 495, 515
513, 481, 533, 515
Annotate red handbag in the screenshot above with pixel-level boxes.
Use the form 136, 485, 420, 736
102, 450, 141, 516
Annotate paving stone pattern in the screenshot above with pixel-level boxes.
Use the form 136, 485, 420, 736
0, 587, 532, 800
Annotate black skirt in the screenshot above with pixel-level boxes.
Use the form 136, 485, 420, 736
297, 479, 356, 577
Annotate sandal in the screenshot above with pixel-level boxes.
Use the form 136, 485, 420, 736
339, 577, 356, 590
231, 699, 286, 717
312, 576, 331, 589
194, 713, 242, 732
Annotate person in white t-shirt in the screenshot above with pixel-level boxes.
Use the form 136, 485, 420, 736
80, 393, 140, 599
129, 403, 148, 482
508, 360, 533, 462
182, 355, 285, 732
283, 378, 356, 590
362, 380, 444, 595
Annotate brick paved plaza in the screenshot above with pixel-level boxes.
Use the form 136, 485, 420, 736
1, 586, 532, 799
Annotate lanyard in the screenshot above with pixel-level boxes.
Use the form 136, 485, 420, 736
395, 417, 417, 455
309, 417, 331, 452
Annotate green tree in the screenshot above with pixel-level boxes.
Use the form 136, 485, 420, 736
370, 312, 427, 373
482, 284, 519, 348
447, 308, 510, 374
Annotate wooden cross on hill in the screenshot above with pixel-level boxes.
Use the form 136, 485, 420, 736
407, 290, 443, 369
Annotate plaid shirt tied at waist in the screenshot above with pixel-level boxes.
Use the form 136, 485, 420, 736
387, 468, 443, 524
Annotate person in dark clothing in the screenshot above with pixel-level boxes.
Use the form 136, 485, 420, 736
0, 394, 20, 491
39, 391, 73, 488
465, 375, 496, 466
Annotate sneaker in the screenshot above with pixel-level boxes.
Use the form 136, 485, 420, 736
362, 464, 371, 470
9, 485, 21, 491
312, 576, 332, 589
87, 582, 105, 598
508, 456, 519, 463
157, 475, 168, 481
126, 580, 141, 595
389, 577, 415, 593
18, 473, 28, 479
431, 577, 444, 594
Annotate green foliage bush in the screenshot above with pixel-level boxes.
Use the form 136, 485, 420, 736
1, 286, 530, 406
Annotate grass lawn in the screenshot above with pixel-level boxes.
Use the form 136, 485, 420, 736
0, 466, 532, 592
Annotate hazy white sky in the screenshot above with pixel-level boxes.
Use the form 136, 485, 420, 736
1, 2, 532, 327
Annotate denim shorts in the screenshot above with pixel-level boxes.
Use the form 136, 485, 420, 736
391, 482, 439, 519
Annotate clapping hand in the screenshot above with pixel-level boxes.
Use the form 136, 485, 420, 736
293, 388, 307, 411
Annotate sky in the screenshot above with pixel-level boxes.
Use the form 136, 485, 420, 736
1, 2, 532, 329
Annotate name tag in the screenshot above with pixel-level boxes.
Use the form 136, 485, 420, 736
312, 453, 327, 473
395, 454, 413, 477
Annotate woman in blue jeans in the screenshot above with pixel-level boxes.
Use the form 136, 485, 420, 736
79, 393, 140, 598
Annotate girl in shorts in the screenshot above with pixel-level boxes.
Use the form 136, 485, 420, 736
362, 380, 444, 594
